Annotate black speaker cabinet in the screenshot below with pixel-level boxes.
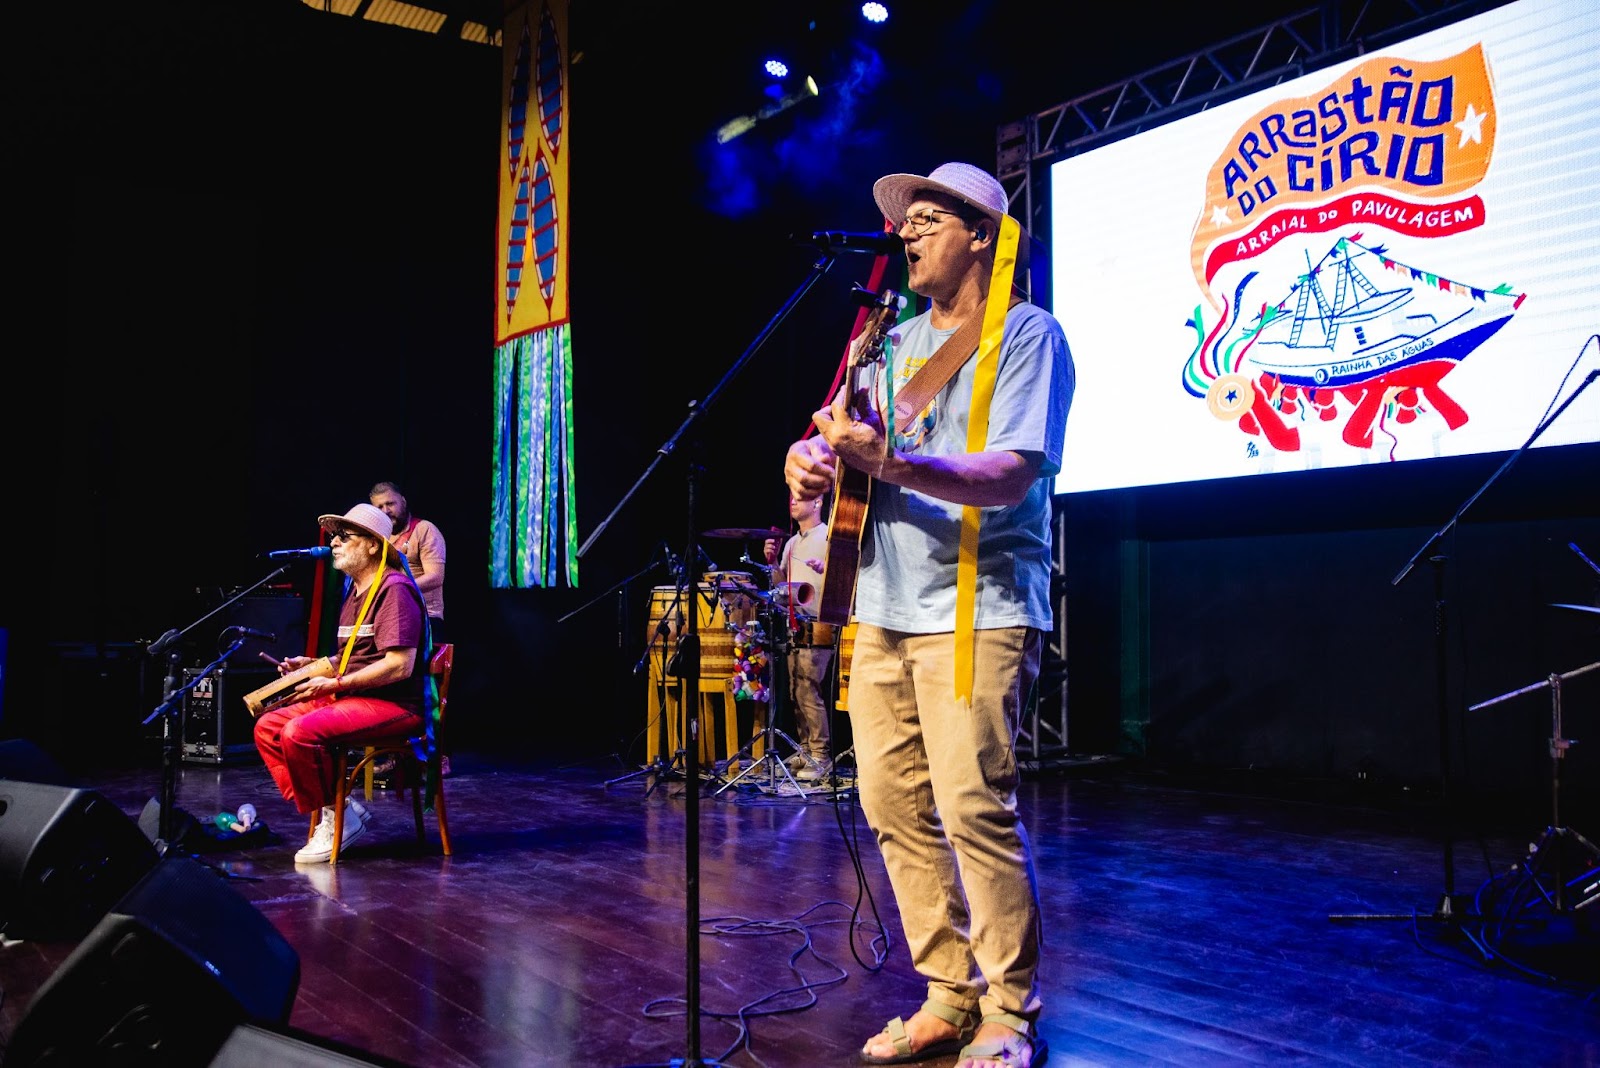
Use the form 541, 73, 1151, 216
210, 1024, 419, 1067
5, 855, 301, 1068
223, 595, 312, 666
0, 780, 158, 941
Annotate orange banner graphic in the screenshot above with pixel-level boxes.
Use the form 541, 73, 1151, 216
1190, 44, 1496, 305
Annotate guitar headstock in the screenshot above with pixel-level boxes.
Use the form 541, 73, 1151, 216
850, 286, 900, 368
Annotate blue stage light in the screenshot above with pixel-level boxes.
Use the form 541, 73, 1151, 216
862, 2, 889, 24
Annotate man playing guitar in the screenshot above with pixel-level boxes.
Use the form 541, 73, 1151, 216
783, 161, 1073, 1068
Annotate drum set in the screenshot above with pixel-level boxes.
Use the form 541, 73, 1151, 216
639, 525, 835, 790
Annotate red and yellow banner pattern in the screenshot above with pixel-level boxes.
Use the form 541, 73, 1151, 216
496, 0, 570, 342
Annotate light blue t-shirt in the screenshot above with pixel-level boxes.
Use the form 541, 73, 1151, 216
853, 301, 1074, 634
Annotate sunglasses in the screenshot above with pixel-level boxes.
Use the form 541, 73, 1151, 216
327, 529, 365, 542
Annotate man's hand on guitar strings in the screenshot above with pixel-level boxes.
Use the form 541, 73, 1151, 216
815, 392, 890, 480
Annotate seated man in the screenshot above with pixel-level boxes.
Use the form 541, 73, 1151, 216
253, 502, 428, 863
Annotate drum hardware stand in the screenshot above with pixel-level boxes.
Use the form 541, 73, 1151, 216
714, 609, 811, 795
1330, 368, 1597, 942
602, 580, 693, 791
572, 247, 839, 1068
739, 550, 779, 579
560, 546, 692, 791
143, 565, 290, 853
603, 658, 688, 792
1469, 661, 1600, 917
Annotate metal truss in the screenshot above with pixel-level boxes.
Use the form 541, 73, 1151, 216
1008, 0, 1509, 758
1020, 506, 1072, 763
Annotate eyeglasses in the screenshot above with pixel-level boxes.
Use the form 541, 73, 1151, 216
328, 529, 363, 542
901, 208, 963, 236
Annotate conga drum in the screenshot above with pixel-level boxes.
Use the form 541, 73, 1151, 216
835, 618, 858, 711
646, 584, 744, 677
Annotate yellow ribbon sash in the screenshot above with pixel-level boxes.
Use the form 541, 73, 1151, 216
954, 214, 1020, 702
334, 545, 396, 681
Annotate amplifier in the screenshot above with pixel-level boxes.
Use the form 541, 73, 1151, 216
182, 665, 273, 765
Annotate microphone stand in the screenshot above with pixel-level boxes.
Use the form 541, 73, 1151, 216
143, 564, 291, 851
555, 554, 664, 625
1330, 368, 1598, 938
574, 251, 839, 1067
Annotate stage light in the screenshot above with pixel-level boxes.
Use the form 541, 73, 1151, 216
764, 58, 790, 79
715, 76, 822, 144
862, 2, 889, 24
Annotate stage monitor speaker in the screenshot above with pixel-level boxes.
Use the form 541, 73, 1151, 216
210, 1023, 420, 1067
4, 855, 302, 1068
0, 780, 158, 941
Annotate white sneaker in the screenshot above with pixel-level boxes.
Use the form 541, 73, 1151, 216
294, 814, 335, 864
294, 801, 371, 863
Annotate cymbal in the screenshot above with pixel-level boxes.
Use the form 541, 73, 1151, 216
1551, 603, 1600, 616
701, 526, 784, 540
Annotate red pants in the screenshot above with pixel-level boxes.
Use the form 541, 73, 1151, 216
254, 695, 425, 815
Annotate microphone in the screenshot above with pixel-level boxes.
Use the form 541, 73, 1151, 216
227, 626, 278, 642
147, 628, 180, 658
266, 546, 333, 560
795, 231, 905, 255
657, 541, 687, 588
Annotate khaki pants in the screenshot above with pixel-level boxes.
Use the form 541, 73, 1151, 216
787, 645, 834, 760
848, 624, 1043, 1024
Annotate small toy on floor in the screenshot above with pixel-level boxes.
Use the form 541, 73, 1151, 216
213, 803, 258, 834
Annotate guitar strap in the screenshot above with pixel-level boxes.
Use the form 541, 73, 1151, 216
891, 291, 1023, 436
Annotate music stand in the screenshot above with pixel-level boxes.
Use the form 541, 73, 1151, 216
572, 249, 841, 1067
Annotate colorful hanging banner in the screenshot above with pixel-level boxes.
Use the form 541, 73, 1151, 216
492, 0, 578, 588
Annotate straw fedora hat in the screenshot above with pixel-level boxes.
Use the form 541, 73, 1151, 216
872, 161, 1029, 265
317, 503, 395, 544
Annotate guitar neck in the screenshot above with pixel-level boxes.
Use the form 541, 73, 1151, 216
817, 285, 897, 627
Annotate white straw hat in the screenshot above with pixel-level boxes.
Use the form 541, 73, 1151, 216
317, 503, 394, 543
872, 162, 1028, 264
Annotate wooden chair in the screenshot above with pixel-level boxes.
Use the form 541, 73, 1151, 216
313, 643, 455, 865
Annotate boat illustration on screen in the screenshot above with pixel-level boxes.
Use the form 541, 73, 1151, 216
1186, 233, 1527, 455
1244, 235, 1520, 389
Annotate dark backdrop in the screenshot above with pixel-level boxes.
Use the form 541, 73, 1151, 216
5, 1, 1596, 823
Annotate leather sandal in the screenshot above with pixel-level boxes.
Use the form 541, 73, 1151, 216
955, 1011, 1048, 1068
860, 998, 978, 1065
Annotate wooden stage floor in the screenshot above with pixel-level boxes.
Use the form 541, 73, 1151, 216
2, 748, 1598, 1067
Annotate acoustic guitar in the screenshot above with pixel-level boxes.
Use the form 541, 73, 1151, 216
816, 285, 900, 626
